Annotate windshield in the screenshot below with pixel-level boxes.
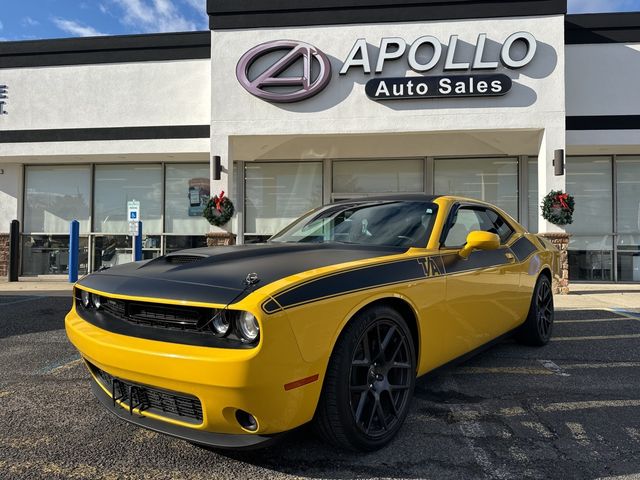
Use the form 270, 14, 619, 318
270, 201, 438, 248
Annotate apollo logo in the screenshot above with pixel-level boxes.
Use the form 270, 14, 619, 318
236, 40, 332, 103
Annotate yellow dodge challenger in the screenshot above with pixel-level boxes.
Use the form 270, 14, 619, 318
66, 195, 559, 451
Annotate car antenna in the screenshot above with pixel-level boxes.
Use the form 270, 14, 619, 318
198, 272, 260, 331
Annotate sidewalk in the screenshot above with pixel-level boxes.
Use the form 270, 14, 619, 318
1, 278, 639, 309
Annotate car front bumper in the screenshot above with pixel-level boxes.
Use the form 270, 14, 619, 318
65, 305, 324, 447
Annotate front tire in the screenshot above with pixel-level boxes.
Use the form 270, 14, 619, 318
314, 305, 416, 451
516, 275, 554, 346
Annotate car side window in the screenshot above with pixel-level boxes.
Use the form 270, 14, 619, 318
485, 209, 515, 244
442, 208, 483, 248
443, 206, 514, 248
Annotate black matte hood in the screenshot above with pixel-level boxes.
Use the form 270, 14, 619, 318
77, 243, 406, 305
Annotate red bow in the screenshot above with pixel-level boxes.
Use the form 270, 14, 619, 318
215, 191, 225, 212
556, 193, 569, 209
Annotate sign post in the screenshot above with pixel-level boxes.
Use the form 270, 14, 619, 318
127, 200, 141, 263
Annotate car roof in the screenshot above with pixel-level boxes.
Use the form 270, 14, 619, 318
335, 194, 441, 203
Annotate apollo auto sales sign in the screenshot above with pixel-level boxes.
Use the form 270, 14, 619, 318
236, 32, 537, 103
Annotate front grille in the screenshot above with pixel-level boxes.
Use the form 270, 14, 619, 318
88, 362, 203, 424
98, 296, 211, 332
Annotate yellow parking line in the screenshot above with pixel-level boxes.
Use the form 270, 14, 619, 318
455, 366, 552, 375
498, 399, 640, 417
563, 362, 640, 370
521, 421, 554, 439
556, 318, 635, 324
566, 422, 590, 446
48, 358, 83, 375
553, 334, 640, 342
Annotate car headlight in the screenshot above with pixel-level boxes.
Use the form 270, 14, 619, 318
211, 312, 231, 337
91, 293, 102, 309
237, 312, 259, 342
81, 290, 91, 308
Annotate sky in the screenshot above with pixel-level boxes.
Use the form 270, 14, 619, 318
0, 0, 639, 42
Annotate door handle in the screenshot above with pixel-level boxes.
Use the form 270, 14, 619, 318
505, 252, 516, 264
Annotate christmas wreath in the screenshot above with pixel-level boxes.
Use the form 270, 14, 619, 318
203, 190, 235, 227
541, 190, 575, 226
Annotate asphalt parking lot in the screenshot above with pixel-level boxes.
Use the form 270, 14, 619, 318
1, 293, 639, 480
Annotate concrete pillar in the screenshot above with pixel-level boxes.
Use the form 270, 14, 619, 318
207, 134, 236, 246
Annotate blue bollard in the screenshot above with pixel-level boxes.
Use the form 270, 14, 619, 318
134, 221, 143, 261
69, 219, 79, 283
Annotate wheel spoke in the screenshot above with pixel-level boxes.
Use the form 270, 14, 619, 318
365, 399, 377, 434
389, 336, 404, 363
354, 391, 368, 424
375, 398, 388, 431
390, 362, 412, 370
380, 326, 397, 356
362, 330, 372, 364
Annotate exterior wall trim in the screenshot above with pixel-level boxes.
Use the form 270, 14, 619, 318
566, 13, 640, 44
0, 31, 211, 69
0, 125, 211, 143
207, 0, 567, 30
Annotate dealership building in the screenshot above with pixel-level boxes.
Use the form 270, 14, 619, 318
0, 0, 639, 284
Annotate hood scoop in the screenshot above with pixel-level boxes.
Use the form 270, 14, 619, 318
164, 254, 208, 265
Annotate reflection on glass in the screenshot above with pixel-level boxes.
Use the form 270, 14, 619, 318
566, 156, 613, 235
568, 235, 613, 281
24, 166, 91, 233
165, 164, 210, 235
332, 159, 424, 194
93, 235, 161, 271
21, 235, 88, 276
528, 158, 538, 233
165, 235, 208, 253
617, 234, 640, 282
434, 157, 518, 219
616, 157, 640, 234
245, 162, 323, 235
94, 165, 162, 234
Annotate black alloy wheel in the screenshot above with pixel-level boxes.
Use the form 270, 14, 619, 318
349, 320, 413, 438
516, 275, 554, 346
314, 305, 416, 451
535, 277, 554, 341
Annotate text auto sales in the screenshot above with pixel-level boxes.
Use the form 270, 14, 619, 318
339, 32, 536, 100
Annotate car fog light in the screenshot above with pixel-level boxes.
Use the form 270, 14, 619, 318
237, 312, 259, 342
81, 290, 91, 308
211, 312, 230, 337
91, 293, 102, 309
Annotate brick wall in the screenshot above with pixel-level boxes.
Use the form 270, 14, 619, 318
0, 233, 9, 278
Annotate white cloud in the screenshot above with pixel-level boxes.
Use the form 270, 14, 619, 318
52, 18, 106, 37
182, 0, 208, 24
568, 0, 640, 13
22, 17, 40, 27
110, 0, 204, 33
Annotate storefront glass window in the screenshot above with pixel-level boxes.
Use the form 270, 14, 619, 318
245, 162, 323, 235
528, 158, 538, 233
434, 157, 518, 218
616, 156, 640, 281
92, 235, 161, 271
165, 164, 210, 235
24, 165, 91, 234
566, 156, 613, 281
165, 235, 208, 253
21, 235, 88, 276
332, 159, 424, 194
93, 164, 162, 234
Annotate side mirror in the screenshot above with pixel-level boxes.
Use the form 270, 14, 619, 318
459, 231, 500, 259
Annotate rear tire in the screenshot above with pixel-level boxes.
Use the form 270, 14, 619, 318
314, 305, 416, 451
515, 275, 554, 346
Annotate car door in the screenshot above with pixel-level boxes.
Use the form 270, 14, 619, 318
439, 204, 524, 352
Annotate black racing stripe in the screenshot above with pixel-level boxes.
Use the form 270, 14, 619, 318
271, 258, 427, 311
263, 298, 281, 314
441, 249, 511, 275
510, 237, 539, 262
